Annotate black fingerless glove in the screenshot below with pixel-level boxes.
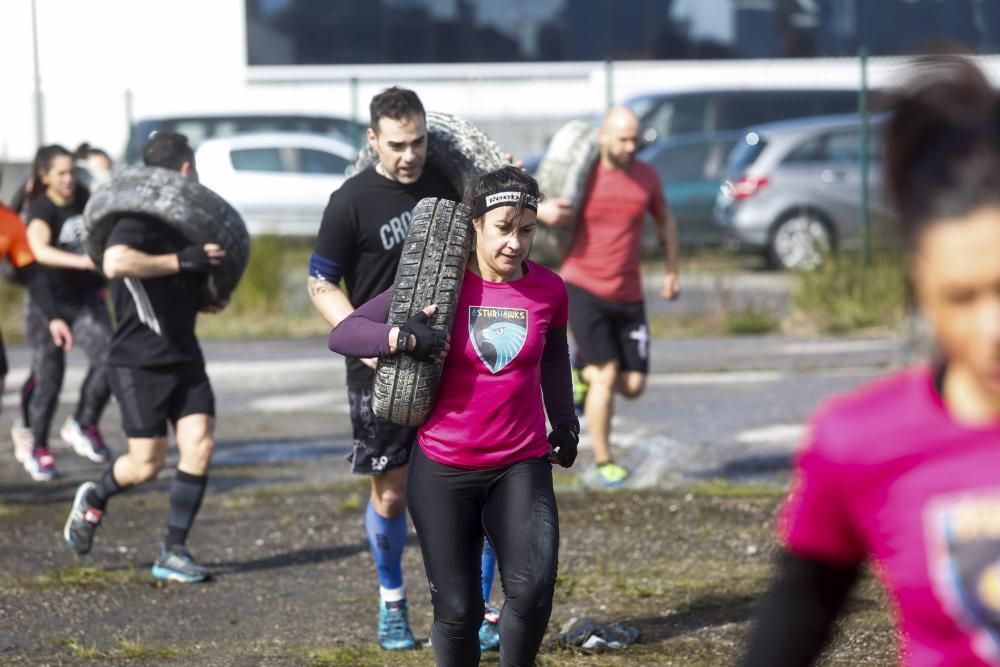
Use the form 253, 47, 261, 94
548, 423, 579, 468
398, 311, 448, 362
177, 245, 212, 273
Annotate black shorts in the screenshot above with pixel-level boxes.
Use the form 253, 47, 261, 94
109, 363, 215, 438
347, 385, 417, 475
566, 282, 650, 374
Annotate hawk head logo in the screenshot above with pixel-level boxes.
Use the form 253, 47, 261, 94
469, 306, 528, 374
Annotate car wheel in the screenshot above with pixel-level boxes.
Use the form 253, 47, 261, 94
766, 211, 832, 271
83, 165, 250, 311
372, 197, 473, 427
532, 119, 599, 262
350, 111, 506, 196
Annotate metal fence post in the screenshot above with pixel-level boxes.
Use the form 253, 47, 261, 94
605, 58, 614, 111
859, 47, 871, 265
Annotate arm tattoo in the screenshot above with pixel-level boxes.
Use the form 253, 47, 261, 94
308, 276, 335, 297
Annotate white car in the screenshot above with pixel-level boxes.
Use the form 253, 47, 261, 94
194, 132, 358, 236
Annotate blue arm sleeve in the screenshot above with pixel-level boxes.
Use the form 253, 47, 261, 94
309, 251, 344, 284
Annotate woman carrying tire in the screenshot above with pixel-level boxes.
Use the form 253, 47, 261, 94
329, 166, 579, 666
741, 56, 1000, 666
16, 145, 113, 481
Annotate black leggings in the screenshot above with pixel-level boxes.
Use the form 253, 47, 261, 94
23, 294, 112, 445
407, 446, 559, 667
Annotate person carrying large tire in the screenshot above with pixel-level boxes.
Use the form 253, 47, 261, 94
329, 166, 578, 665
537, 107, 681, 488
63, 131, 230, 584
307, 87, 502, 651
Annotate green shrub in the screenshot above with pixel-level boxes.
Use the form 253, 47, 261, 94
723, 303, 780, 335
792, 251, 908, 334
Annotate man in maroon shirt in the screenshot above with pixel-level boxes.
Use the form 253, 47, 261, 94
539, 106, 680, 486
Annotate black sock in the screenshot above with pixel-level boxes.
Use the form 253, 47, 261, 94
88, 464, 124, 510
164, 470, 208, 549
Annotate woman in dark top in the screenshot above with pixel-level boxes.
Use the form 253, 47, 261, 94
16, 145, 112, 481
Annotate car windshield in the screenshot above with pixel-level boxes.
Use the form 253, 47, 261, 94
625, 95, 659, 120
726, 131, 767, 174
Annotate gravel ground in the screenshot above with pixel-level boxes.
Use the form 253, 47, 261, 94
1, 468, 896, 666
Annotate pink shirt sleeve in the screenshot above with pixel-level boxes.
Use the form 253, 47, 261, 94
779, 422, 867, 566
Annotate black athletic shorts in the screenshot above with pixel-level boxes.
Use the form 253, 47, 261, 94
108, 362, 215, 438
566, 282, 650, 374
0, 328, 7, 377
347, 385, 417, 475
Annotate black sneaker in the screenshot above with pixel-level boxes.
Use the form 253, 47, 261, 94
64, 482, 102, 554
151, 545, 210, 583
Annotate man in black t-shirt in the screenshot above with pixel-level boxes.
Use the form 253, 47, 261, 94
63, 132, 225, 583
308, 87, 459, 651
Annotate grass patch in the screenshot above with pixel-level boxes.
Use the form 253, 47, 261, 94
723, 303, 781, 335
53, 635, 183, 661
3, 565, 144, 591
685, 479, 785, 498
0, 502, 22, 519
791, 251, 907, 334
197, 235, 326, 339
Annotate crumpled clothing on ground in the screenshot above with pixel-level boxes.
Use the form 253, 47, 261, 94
559, 616, 641, 651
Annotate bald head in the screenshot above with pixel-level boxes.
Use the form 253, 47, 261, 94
599, 106, 640, 170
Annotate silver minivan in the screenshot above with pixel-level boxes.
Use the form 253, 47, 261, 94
713, 114, 892, 270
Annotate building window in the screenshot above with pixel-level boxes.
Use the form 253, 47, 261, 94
246, 0, 1000, 66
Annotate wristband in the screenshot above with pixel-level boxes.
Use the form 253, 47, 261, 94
396, 327, 410, 353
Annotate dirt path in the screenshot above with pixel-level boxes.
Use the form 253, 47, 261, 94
1, 464, 894, 666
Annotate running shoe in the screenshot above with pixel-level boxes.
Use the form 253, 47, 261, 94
595, 461, 630, 488
64, 481, 102, 554
11, 421, 34, 465
61, 418, 111, 463
377, 598, 417, 651
571, 367, 589, 415
479, 606, 500, 651
151, 544, 211, 583
22, 446, 57, 482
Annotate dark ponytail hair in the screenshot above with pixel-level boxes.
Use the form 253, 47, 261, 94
463, 165, 542, 227
27, 144, 72, 201
887, 55, 1000, 251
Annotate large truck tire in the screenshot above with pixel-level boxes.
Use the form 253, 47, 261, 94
372, 197, 473, 427
350, 111, 507, 196
83, 165, 250, 311
532, 119, 599, 262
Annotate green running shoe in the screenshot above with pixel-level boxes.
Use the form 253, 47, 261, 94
596, 461, 630, 488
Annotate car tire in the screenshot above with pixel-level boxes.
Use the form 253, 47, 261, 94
766, 210, 833, 271
350, 111, 506, 196
83, 165, 251, 311
372, 197, 474, 427
532, 119, 598, 262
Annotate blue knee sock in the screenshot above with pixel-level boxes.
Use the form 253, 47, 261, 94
481, 538, 497, 603
365, 500, 406, 593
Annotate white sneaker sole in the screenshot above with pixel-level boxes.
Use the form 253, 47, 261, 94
11, 426, 32, 464
61, 425, 109, 463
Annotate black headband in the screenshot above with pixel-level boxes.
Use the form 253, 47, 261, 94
471, 190, 539, 218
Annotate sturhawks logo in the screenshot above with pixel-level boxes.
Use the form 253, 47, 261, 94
469, 305, 527, 374
926, 491, 1000, 663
